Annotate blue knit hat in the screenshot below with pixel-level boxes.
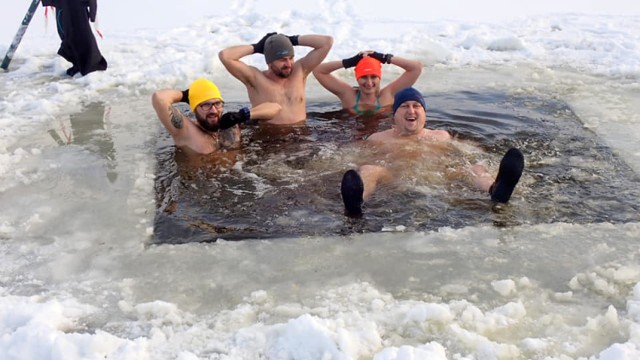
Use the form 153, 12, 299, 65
393, 87, 426, 114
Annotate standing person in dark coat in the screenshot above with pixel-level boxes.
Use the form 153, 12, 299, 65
42, 0, 107, 76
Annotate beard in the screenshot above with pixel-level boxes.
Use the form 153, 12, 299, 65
275, 69, 291, 78
195, 112, 220, 132
271, 63, 292, 78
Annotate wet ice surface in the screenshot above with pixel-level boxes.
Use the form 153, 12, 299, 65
1, 64, 640, 359
2, 2, 640, 357
152, 91, 640, 244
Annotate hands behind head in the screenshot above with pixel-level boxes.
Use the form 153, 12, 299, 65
287, 35, 299, 46
342, 53, 364, 69
220, 107, 251, 130
342, 51, 394, 69
369, 51, 394, 64
252, 32, 300, 54
180, 89, 189, 104
252, 32, 277, 54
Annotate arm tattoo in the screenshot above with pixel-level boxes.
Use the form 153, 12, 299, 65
169, 106, 184, 129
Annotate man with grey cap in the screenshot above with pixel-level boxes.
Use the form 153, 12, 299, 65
340, 87, 525, 217
219, 32, 333, 125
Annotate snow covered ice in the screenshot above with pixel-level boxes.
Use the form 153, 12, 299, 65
1, 0, 640, 359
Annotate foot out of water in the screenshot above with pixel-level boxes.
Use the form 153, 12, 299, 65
152, 91, 640, 244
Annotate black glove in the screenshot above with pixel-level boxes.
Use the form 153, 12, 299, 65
220, 107, 251, 130
87, 0, 97, 22
342, 53, 363, 69
287, 35, 300, 46
80, 0, 97, 22
180, 89, 189, 104
252, 32, 276, 54
370, 51, 393, 64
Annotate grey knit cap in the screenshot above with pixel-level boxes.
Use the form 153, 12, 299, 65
264, 34, 294, 64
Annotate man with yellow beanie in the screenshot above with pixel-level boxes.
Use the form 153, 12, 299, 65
152, 78, 281, 154
219, 32, 333, 125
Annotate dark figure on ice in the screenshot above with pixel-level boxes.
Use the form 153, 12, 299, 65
42, 0, 107, 76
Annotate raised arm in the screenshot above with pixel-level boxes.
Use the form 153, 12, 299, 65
312, 59, 355, 99
218, 44, 257, 87
294, 34, 334, 75
250, 102, 282, 120
151, 88, 190, 139
378, 54, 423, 95
218, 32, 277, 88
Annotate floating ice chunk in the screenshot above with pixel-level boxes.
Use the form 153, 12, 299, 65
404, 303, 454, 324
373, 342, 447, 360
521, 337, 549, 352
491, 279, 516, 297
487, 37, 525, 51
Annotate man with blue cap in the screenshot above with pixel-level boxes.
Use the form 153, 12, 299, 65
340, 87, 525, 217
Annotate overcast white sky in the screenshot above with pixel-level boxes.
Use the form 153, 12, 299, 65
1, 1, 639, 46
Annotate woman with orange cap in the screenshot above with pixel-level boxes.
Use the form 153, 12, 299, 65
313, 51, 422, 116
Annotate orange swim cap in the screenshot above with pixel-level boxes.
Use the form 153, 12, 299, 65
354, 57, 382, 79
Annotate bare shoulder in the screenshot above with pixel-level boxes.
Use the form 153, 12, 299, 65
427, 129, 452, 141
377, 87, 396, 106
367, 129, 393, 142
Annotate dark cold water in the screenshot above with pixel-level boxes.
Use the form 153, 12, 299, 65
151, 92, 640, 244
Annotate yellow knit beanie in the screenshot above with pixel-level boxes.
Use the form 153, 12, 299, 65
188, 78, 223, 111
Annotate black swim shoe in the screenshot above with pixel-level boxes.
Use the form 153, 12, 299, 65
66, 66, 79, 76
341, 169, 364, 217
489, 148, 525, 203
